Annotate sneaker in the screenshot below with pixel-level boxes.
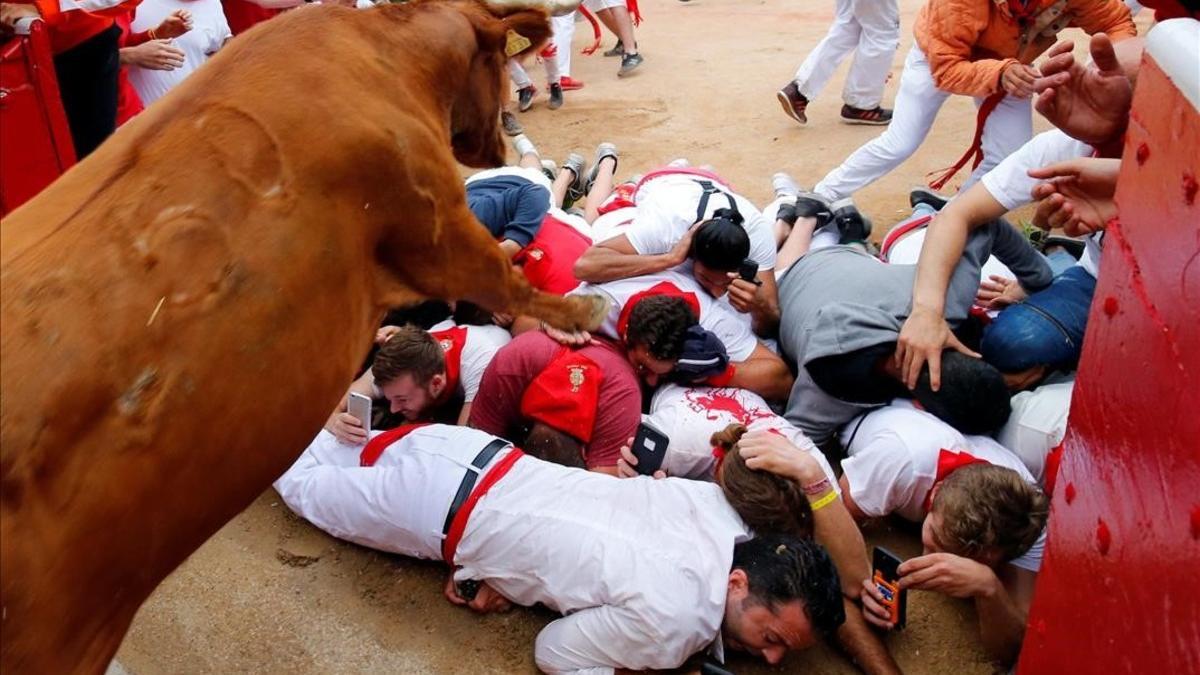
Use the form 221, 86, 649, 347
604, 40, 624, 57
830, 198, 873, 244
548, 82, 564, 110
517, 86, 536, 112
560, 75, 585, 90
584, 142, 619, 193
777, 81, 808, 126
667, 158, 691, 169
772, 172, 800, 199
618, 52, 644, 77
512, 134, 538, 158
562, 152, 587, 204
1041, 235, 1087, 259
794, 191, 834, 228
909, 187, 949, 211
500, 112, 524, 137
540, 159, 558, 183
840, 104, 892, 125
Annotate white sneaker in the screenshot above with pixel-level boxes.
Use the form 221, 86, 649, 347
513, 134, 538, 158
772, 172, 800, 199
667, 158, 690, 168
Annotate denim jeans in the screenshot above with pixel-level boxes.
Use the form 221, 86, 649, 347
982, 265, 1097, 371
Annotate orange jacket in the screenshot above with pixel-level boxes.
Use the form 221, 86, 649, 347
915, 0, 1137, 98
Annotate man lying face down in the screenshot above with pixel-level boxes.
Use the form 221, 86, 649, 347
274, 424, 845, 672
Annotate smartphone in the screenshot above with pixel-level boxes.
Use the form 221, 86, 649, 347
347, 392, 373, 435
872, 547, 906, 629
737, 258, 760, 284
456, 579, 481, 602
630, 421, 669, 476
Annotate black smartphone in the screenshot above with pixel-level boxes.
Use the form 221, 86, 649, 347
630, 421, 669, 476
456, 579, 481, 602
737, 258, 760, 284
872, 547, 906, 629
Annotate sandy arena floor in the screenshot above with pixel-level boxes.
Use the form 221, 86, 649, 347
115, 1, 1146, 672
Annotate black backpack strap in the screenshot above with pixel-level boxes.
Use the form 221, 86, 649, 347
693, 180, 738, 225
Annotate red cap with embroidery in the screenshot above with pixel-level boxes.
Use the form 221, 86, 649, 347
519, 349, 605, 443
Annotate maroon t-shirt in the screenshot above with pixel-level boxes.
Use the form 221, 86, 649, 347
469, 332, 642, 469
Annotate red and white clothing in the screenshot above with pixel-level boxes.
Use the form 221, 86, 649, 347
997, 376, 1073, 485
128, 0, 230, 105
372, 321, 509, 406
623, 171, 777, 272
839, 400, 1044, 571
518, 209, 592, 295
572, 271, 760, 362
275, 424, 749, 674
645, 384, 839, 486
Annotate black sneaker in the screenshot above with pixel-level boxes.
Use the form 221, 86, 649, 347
500, 112, 524, 137
840, 104, 892, 125
604, 40, 624, 57
618, 52, 644, 77
830, 198, 873, 244
909, 187, 950, 211
548, 82, 564, 110
517, 86, 535, 112
777, 81, 809, 126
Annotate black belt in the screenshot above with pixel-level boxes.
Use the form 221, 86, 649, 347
441, 438, 511, 536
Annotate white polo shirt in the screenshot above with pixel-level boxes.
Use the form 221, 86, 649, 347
276, 425, 750, 675
573, 271, 760, 361
840, 400, 1044, 572
626, 173, 777, 272
979, 129, 1103, 278
129, 0, 231, 105
645, 383, 838, 486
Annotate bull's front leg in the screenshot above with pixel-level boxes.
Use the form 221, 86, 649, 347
372, 163, 608, 332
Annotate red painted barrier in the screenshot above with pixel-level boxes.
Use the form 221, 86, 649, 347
1018, 19, 1200, 673
0, 20, 76, 218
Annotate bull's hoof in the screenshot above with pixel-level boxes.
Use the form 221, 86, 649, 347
574, 293, 611, 332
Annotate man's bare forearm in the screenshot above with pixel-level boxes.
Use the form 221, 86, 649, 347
573, 247, 678, 283
835, 598, 902, 675
912, 187, 1003, 315
975, 575, 1027, 665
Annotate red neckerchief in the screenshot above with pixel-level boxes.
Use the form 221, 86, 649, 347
616, 281, 701, 340
429, 326, 468, 405
360, 422, 433, 467
922, 449, 989, 512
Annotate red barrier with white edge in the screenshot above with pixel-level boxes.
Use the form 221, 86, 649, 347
1017, 18, 1200, 673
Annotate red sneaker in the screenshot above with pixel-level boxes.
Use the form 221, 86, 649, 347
560, 75, 585, 91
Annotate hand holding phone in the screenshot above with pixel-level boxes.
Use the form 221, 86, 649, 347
872, 547, 906, 629
737, 259, 762, 285
630, 422, 669, 476
347, 392, 373, 435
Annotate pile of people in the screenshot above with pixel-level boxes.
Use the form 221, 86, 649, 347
268, 0, 1164, 664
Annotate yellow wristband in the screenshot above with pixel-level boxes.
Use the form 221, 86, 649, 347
809, 489, 839, 512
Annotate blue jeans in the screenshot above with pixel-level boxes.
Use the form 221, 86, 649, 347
982, 265, 1097, 372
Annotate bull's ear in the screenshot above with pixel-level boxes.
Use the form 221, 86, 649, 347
500, 9, 553, 59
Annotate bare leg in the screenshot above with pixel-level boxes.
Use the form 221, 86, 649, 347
584, 156, 617, 224
597, 7, 637, 54
775, 217, 818, 273
551, 169, 573, 208
517, 151, 541, 170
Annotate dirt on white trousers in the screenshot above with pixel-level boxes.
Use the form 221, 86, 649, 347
791, 0, 900, 109
814, 44, 1034, 202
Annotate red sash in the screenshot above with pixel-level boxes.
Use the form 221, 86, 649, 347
615, 281, 701, 339
359, 422, 432, 467
879, 213, 934, 261
633, 167, 734, 201
597, 182, 638, 216
1043, 442, 1064, 498
429, 325, 467, 401
922, 449, 989, 511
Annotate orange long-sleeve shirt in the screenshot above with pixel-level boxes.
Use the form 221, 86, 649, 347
914, 0, 1137, 98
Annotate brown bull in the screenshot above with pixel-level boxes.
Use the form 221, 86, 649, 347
0, 1, 601, 671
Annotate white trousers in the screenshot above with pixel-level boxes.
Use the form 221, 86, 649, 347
552, 12, 576, 77
793, 0, 899, 109
814, 45, 1034, 201
508, 56, 561, 89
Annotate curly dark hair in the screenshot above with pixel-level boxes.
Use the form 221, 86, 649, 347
624, 295, 698, 361
732, 534, 846, 637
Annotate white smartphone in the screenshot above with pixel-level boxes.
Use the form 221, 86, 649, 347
347, 392, 373, 435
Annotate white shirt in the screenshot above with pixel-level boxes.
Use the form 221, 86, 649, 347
129, 0, 231, 105
626, 173, 777, 272
428, 320, 510, 403
997, 377, 1074, 485
840, 400, 1044, 572
645, 384, 839, 487
573, 271, 760, 361
590, 205, 636, 245
276, 425, 749, 675
979, 129, 1103, 278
